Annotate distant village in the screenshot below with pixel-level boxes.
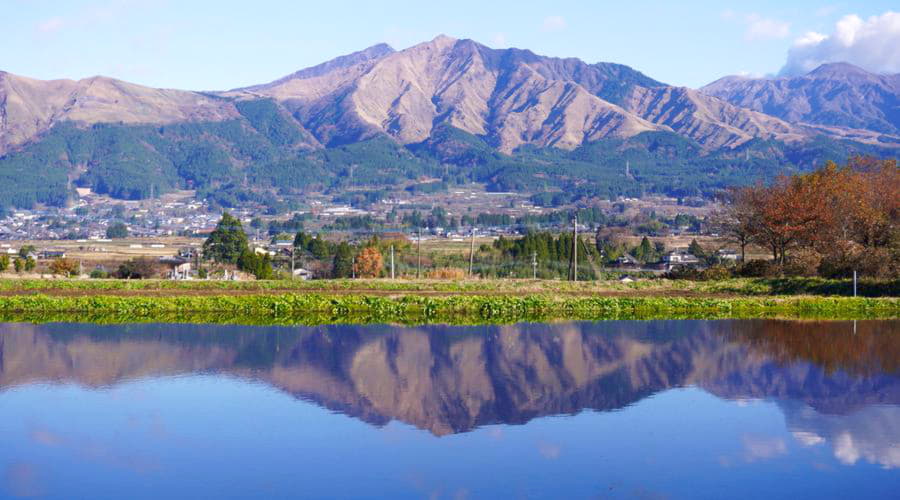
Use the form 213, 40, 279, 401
0, 186, 726, 280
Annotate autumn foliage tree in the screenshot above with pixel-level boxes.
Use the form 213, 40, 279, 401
723, 157, 899, 278
353, 246, 383, 278
49, 258, 79, 277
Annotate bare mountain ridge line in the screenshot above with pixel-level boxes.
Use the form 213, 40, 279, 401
702, 62, 900, 137
2, 35, 899, 158
231, 35, 806, 151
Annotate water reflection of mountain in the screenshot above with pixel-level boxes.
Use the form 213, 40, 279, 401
1, 320, 898, 438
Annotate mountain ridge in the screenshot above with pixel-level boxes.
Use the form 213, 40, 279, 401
702, 62, 900, 136
1, 36, 898, 209
3, 36, 898, 157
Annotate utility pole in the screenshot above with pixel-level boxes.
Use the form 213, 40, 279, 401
568, 215, 579, 281
290, 246, 295, 280
468, 229, 476, 277
532, 251, 537, 280
390, 245, 395, 280
416, 228, 422, 279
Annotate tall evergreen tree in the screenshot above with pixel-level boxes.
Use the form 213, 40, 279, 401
203, 212, 249, 264
331, 243, 354, 278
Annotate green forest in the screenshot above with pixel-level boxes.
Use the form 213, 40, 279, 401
0, 97, 893, 210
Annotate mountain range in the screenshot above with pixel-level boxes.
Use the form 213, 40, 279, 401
1, 35, 898, 210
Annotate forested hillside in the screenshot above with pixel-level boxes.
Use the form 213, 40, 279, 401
0, 103, 891, 211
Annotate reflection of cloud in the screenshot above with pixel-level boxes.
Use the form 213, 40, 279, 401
832, 431, 900, 468
782, 402, 900, 469
537, 441, 562, 460
4, 462, 43, 498
742, 435, 788, 462
27, 423, 161, 474
29, 428, 64, 446
792, 431, 825, 447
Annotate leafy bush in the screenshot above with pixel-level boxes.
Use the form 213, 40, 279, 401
117, 258, 159, 279
739, 260, 778, 278
106, 222, 129, 239
237, 250, 274, 280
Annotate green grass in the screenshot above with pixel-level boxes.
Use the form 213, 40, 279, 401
0, 277, 897, 296
0, 294, 896, 326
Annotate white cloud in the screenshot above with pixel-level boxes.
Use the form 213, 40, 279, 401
541, 15, 567, 33
36, 17, 65, 34
743, 13, 791, 41
780, 11, 900, 75
491, 33, 508, 47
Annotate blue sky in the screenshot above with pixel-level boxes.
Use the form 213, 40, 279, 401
4, 0, 899, 90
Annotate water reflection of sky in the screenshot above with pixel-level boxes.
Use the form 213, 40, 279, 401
1, 320, 898, 499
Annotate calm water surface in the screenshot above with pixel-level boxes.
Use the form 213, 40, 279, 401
1, 319, 898, 499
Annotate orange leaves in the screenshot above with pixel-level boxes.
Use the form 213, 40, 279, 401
353, 246, 383, 278
730, 157, 899, 270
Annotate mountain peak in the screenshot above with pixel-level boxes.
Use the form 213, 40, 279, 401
236, 43, 395, 92
430, 34, 457, 44
806, 62, 872, 79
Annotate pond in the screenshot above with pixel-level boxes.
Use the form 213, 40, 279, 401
1, 320, 898, 499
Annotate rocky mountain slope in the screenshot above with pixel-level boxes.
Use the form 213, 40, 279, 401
0, 71, 238, 154
1, 36, 898, 209
3, 35, 874, 158
230, 35, 812, 152
701, 62, 900, 137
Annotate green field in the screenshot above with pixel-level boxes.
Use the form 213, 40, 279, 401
0, 277, 897, 297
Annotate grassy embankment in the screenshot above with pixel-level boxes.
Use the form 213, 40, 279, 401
0, 277, 897, 325
0, 277, 897, 296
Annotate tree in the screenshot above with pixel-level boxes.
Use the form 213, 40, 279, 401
719, 158, 899, 277
353, 246, 383, 278
688, 239, 706, 259
49, 258, 79, 277
633, 236, 657, 263
203, 213, 249, 264
237, 250, 273, 279
106, 222, 129, 239
13, 258, 23, 273
0, 255, 8, 272
18, 245, 35, 258
715, 187, 758, 262
117, 257, 158, 279
24, 257, 35, 272
331, 242, 354, 278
